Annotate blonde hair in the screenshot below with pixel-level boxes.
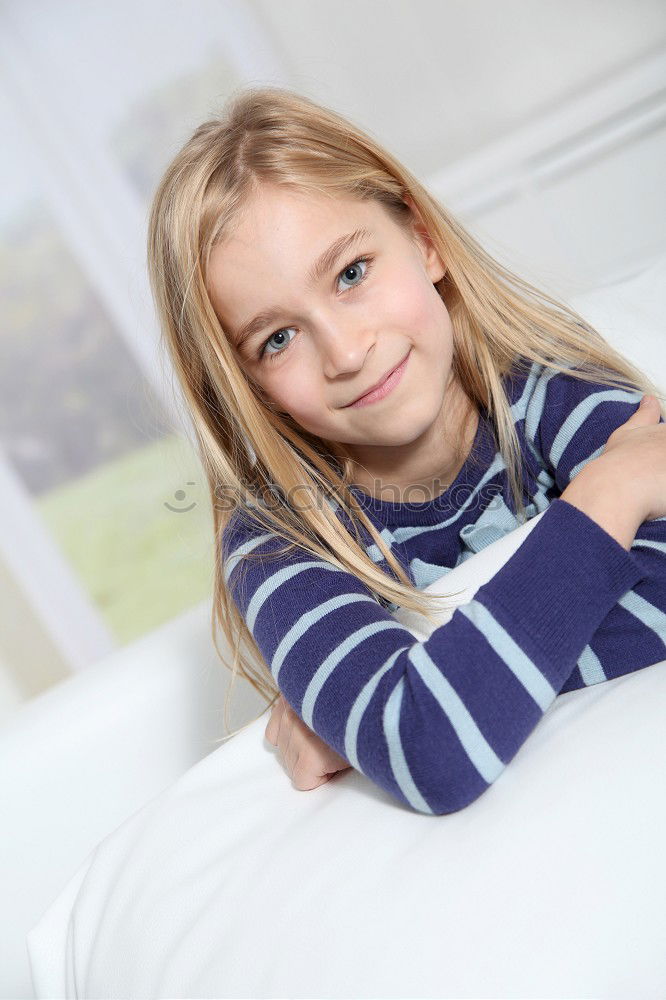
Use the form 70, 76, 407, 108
146, 85, 664, 744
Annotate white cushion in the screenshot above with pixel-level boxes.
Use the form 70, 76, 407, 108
27, 504, 666, 997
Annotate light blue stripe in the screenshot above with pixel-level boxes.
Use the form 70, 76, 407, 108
410, 556, 451, 588
549, 389, 640, 469
519, 362, 598, 475
522, 366, 560, 444
458, 494, 525, 554
511, 360, 543, 420
301, 621, 408, 728
223, 531, 274, 584
617, 590, 666, 653
344, 647, 407, 770
577, 644, 607, 685
271, 592, 379, 683
407, 643, 504, 784
568, 444, 604, 482
530, 475, 554, 513
513, 363, 557, 476
632, 539, 666, 555
393, 452, 507, 545
383, 677, 434, 814
366, 526, 401, 563
457, 600, 556, 711
245, 560, 344, 632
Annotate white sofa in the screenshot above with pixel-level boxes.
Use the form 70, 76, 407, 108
2, 256, 666, 999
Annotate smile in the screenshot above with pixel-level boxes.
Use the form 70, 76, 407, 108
343, 349, 412, 408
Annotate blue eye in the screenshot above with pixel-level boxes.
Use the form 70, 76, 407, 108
259, 256, 373, 362
337, 257, 369, 290
261, 327, 296, 361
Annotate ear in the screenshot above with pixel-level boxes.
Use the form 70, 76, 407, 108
403, 193, 446, 283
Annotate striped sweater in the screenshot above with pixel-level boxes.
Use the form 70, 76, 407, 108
222, 359, 666, 815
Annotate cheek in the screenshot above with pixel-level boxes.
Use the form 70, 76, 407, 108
261, 368, 319, 419
380, 266, 441, 333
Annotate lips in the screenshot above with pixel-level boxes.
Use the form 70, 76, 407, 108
344, 351, 411, 407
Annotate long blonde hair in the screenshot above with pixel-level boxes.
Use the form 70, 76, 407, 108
146, 85, 664, 744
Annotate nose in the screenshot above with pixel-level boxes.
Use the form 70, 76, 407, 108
317, 315, 376, 379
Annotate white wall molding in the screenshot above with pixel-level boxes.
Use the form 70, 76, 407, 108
427, 46, 666, 219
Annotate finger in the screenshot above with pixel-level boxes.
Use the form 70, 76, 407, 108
280, 720, 297, 777
276, 697, 298, 755
291, 746, 326, 790
264, 704, 279, 745
292, 765, 330, 791
264, 696, 284, 746
630, 395, 659, 422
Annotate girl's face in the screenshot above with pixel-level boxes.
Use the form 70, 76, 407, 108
208, 184, 456, 456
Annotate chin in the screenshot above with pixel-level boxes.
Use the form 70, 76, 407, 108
366, 417, 434, 447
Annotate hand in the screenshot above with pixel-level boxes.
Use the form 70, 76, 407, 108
594, 394, 666, 522
560, 394, 666, 550
264, 693, 352, 791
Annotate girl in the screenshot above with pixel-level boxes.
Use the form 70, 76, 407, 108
147, 86, 666, 816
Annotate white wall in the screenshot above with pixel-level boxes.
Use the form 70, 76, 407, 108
252, 0, 666, 172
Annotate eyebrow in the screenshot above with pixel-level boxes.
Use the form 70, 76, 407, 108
232, 227, 373, 349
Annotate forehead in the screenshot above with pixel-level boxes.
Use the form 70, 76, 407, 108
219, 185, 392, 255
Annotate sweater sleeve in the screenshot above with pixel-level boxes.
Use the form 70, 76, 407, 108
222, 497, 644, 816
523, 364, 666, 693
